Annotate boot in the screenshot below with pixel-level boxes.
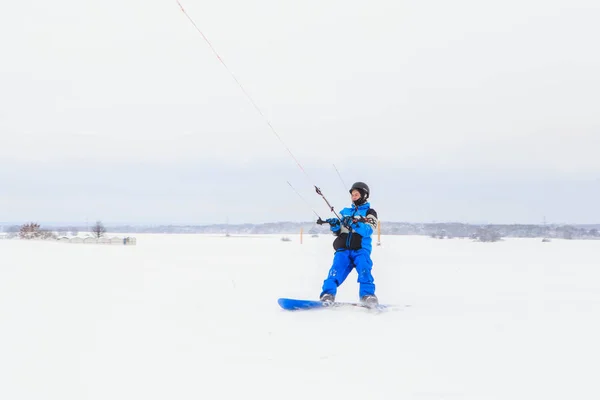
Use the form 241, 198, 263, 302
320, 293, 335, 303
360, 294, 378, 307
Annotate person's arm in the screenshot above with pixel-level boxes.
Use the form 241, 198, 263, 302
350, 209, 378, 236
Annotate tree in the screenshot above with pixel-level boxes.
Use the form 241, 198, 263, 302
475, 226, 502, 242
19, 223, 56, 240
92, 221, 106, 238
19, 222, 41, 239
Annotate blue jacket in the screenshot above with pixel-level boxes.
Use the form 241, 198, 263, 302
330, 202, 378, 253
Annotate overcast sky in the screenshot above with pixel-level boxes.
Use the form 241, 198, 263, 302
1, 0, 599, 225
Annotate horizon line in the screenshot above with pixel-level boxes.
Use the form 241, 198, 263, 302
2, 220, 600, 227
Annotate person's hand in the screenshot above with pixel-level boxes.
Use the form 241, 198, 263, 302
341, 216, 353, 228
326, 218, 341, 232
326, 218, 340, 226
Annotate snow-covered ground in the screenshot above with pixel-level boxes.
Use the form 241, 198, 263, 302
1, 234, 600, 399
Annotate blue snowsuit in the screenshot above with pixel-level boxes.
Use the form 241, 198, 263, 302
320, 202, 378, 299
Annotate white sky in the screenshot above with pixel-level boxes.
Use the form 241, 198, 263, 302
1, 0, 599, 224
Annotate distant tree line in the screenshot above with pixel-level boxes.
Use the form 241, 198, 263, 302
2, 221, 106, 240
3, 221, 599, 242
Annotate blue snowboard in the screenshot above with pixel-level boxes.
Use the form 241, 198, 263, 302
277, 297, 389, 311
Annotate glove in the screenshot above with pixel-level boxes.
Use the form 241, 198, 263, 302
316, 217, 340, 226
326, 218, 341, 233
341, 216, 353, 228
326, 218, 340, 226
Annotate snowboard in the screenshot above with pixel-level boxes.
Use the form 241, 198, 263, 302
277, 297, 391, 312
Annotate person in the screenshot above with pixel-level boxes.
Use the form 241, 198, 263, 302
317, 181, 379, 306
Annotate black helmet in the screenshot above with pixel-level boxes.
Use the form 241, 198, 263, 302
349, 182, 370, 205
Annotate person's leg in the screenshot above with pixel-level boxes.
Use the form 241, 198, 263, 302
352, 249, 375, 298
320, 250, 354, 298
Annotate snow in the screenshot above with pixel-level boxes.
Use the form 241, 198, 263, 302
1, 234, 600, 399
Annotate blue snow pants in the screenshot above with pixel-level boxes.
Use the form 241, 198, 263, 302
320, 248, 375, 299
